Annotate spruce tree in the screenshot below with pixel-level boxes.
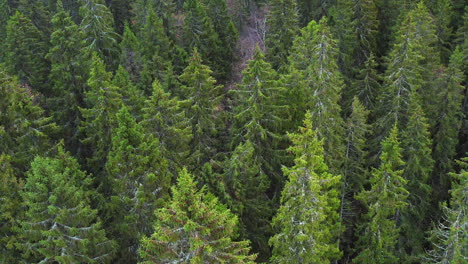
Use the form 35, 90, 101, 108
17, 0, 53, 39
331, 0, 357, 81
432, 0, 454, 63
270, 112, 342, 263
105, 106, 171, 263
265, 0, 300, 70
79, 0, 119, 67
0, 154, 23, 263
376, 11, 423, 133
296, 0, 335, 26
128, 0, 147, 29
0, 70, 55, 175
223, 140, 272, 260
399, 91, 434, 261
119, 23, 143, 84
408, 2, 442, 126
225, 0, 248, 28
457, 6, 468, 78
350, 53, 382, 111
426, 157, 468, 264
200, 0, 235, 41
3, 11, 49, 91
340, 97, 370, 258
79, 53, 122, 176
335, 0, 379, 68
201, 0, 239, 78
404, 1, 440, 65
455, 7, 468, 156
197, 162, 230, 205
179, 49, 223, 168
348, 0, 379, 66
451, 0, 468, 32
182, 0, 223, 79
139, 3, 173, 91
139, 168, 257, 264
354, 126, 408, 264
141, 79, 192, 173
131, 0, 176, 37
431, 47, 465, 203
277, 67, 308, 132
60, 0, 81, 22
287, 18, 346, 173
375, 0, 413, 57
373, 3, 437, 150
112, 65, 144, 119
231, 47, 286, 190
331, 0, 379, 94
108, 0, 133, 33
47, 0, 88, 154
161, 61, 183, 96
19, 145, 116, 263
0, 0, 11, 50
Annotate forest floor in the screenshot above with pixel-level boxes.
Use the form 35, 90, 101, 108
226, 1, 269, 90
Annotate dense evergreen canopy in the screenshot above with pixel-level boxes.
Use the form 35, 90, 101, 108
0, 0, 466, 263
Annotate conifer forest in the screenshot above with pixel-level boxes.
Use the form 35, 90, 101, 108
1, 0, 468, 263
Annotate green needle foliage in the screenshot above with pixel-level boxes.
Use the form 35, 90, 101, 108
0, 0, 466, 262
432, 0, 455, 63
119, 23, 143, 84
457, 6, 468, 78
399, 91, 434, 262
141, 79, 192, 173
296, 0, 335, 26
79, 53, 122, 176
132, 0, 176, 38
17, 0, 52, 37
182, 0, 223, 80
287, 18, 346, 173
407, 3, 442, 128
112, 65, 145, 119
0, 154, 23, 263
231, 47, 285, 184
375, 0, 415, 57
344, 97, 370, 193
354, 126, 409, 264
4, 11, 49, 91
79, 0, 119, 67
201, 0, 239, 79
0, 70, 55, 176
179, 49, 223, 169
105, 106, 171, 263
223, 140, 272, 260
427, 157, 468, 264
139, 168, 257, 264
139, 3, 173, 91
108, 0, 133, 34
47, 0, 88, 154
0, 0, 10, 37
350, 53, 382, 111
19, 145, 116, 263
431, 47, 465, 202
333, 0, 379, 69
270, 112, 342, 264
332, 0, 380, 111
374, 9, 425, 143
372, 2, 440, 159
266, 0, 300, 70
340, 97, 370, 259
